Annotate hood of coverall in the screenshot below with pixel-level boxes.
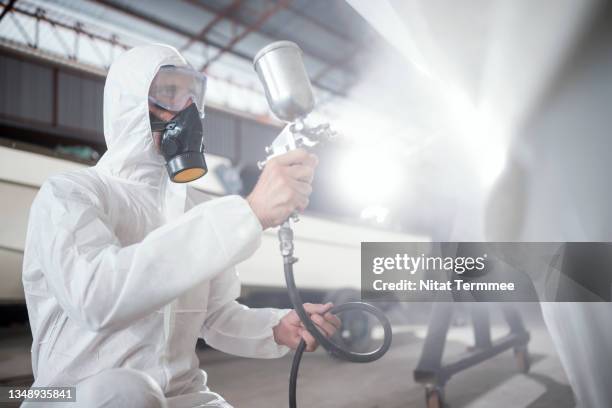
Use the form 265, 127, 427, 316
96, 44, 190, 187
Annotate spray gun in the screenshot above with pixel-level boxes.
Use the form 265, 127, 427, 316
254, 41, 337, 257
253, 41, 392, 408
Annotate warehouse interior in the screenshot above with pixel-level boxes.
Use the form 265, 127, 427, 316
1, 0, 611, 407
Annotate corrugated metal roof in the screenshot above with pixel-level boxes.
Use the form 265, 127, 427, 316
28, 0, 375, 97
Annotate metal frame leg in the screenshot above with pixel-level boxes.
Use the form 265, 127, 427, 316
414, 302, 454, 384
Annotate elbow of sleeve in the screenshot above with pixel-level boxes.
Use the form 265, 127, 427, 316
78, 309, 113, 333
82, 319, 109, 334
75, 299, 126, 333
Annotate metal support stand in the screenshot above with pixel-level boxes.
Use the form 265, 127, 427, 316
413, 303, 530, 408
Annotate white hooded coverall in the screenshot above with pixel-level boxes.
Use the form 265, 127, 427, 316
22, 44, 289, 408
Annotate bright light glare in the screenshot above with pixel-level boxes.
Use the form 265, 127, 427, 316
338, 149, 403, 206
360, 205, 390, 223
446, 90, 509, 187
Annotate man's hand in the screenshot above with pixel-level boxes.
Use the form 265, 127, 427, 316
273, 303, 341, 352
247, 149, 318, 230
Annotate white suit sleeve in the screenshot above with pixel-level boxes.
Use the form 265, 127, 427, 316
201, 267, 291, 358
32, 178, 262, 333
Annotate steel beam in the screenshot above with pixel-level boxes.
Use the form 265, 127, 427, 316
92, 0, 253, 61
5, 4, 128, 50
201, 0, 290, 71
183, 0, 352, 76
0, 0, 18, 23
9, 11, 32, 46
90, 0, 344, 96
179, 0, 242, 52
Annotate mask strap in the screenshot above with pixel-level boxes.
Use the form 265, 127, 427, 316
150, 119, 169, 132
149, 99, 179, 132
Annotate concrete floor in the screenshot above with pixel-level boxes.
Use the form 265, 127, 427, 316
202, 322, 573, 407
0, 304, 574, 407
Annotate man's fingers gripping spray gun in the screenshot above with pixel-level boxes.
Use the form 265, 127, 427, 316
253, 41, 392, 408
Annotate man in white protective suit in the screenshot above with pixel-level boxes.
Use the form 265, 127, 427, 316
21, 44, 340, 408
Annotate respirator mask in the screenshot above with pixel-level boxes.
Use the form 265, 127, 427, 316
149, 65, 208, 183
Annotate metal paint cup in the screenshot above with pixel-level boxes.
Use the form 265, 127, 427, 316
253, 41, 315, 122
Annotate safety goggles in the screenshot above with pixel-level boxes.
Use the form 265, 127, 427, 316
148, 65, 207, 118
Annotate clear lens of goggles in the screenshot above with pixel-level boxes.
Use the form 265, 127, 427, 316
149, 65, 207, 117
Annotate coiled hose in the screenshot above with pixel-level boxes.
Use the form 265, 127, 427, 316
284, 256, 393, 408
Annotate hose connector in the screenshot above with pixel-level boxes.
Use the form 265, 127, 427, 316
278, 221, 295, 258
